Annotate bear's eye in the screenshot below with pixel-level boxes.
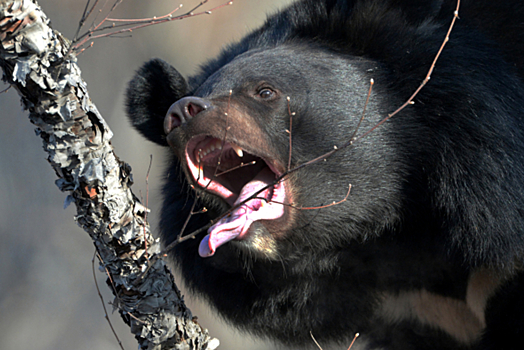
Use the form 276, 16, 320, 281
257, 88, 275, 100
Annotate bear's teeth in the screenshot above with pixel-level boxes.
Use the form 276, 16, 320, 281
197, 141, 223, 159
231, 143, 244, 158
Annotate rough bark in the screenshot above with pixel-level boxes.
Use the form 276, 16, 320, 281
0, 1, 218, 349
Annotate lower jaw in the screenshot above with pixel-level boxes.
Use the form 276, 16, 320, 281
241, 224, 279, 259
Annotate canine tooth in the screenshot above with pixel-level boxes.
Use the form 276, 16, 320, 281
231, 144, 244, 157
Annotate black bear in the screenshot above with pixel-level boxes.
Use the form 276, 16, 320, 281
125, 0, 524, 349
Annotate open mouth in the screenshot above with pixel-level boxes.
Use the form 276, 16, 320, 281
185, 135, 286, 257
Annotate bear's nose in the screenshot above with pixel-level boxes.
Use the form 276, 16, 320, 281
164, 96, 211, 134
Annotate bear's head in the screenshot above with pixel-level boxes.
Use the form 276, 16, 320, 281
126, 44, 406, 266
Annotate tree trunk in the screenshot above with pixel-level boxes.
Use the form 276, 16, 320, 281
0, 1, 218, 349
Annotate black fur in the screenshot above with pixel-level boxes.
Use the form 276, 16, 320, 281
126, 0, 524, 349
126, 59, 188, 145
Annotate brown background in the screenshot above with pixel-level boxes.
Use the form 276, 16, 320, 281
0, 1, 296, 349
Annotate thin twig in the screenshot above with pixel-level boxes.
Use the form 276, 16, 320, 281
95, 251, 118, 297
176, 192, 201, 242
82, 0, 101, 28
286, 96, 295, 171
143, 154, 153, 261
88, 0, 111, 32
73, 1, 234, 51
97, 249, 147, 323
347, 333, 360, 350
187, 0, 211, 15
61, 0, 104, 65
213, 89, 233, 178
349, 78, 374, 142
280, 78, 372, 180
215, 160, 257, 177
92, 251, 125, 350
271, 184, 352, 210
310, 331, 359, 350
354, 0, 460, 143
310, 331, 324, 350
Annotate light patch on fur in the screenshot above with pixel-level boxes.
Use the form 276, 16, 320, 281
249, 233, 277, 259
466, 268, 504, 323
378, 268, 506, 344
301, 334, 382, 350
379, 290, 484, 344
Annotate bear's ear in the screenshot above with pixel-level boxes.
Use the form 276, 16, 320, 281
125, 58, 188, 146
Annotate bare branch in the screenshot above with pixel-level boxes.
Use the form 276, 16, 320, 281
349, 78, 374, 143
73, 0, 234, 52
347, 333, 360, 350
273, 184, 352, 210
310, 331, 324, 350
354, 0, 461, 143
286, 96, 295, 171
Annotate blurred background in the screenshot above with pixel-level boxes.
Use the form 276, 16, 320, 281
0, 1, 294, 349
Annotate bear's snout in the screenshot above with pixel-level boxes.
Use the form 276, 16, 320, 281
164, 96, 211, 134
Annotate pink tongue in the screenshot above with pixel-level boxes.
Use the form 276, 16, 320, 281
198, 168, 277, 257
